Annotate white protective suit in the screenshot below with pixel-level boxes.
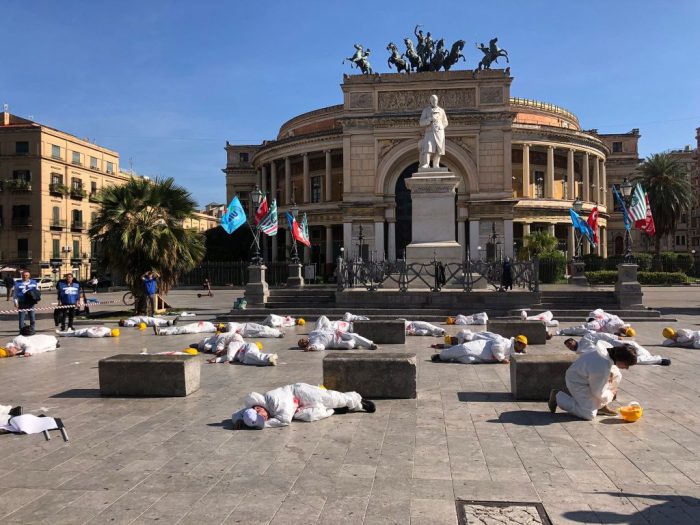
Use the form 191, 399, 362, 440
122, 316, 172, 327
57, 326, 115, 337
209, 342, 277, 365
6, 334, 59, 356
197, 332, 245, 354
315, 316, 351, 333
573, 330, 663, 365
556, 345, 620, 420
157, 321, 217, 335
438, 331, 518, 364
557, 309, 630, 336
221, 322, 283, 338
404, 320, 445, 336
234, 382, 363, 428
0, 404, 13, 426
663, 329, 700, 349
454, 312, 488, 325
343, 312, 370, 322
262, 314, 296, 328
521, 310, 559, 327
306, 329, 374, 352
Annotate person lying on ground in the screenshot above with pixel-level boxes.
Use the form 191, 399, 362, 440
0, 405, 64, 436
231, 382, 376, 429
343, 312, 370, 322
56, 326, 120, 338
217, 322, 284, 338
549, 343, 638, 420
403, 319, 445, 336
0, 404, 22, 426
563, 331, 670, 366
205, 340, 278, 365
431, 332, 527, 364
4, 334, 60, 356
119, 315, 177, 327
153, 320, 217, 336
520, 310, 559, 327
262, 314, 299, 328
662, 327, 700, 349
446, 312, 488, 325
315, 315, 352, 333
298, 329, 377, 352
555, 309, 633, 337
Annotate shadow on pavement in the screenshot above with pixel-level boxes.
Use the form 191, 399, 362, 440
51, 389, 102, 398
488, 410, 579, 426
656, 307, 700, 316
207, 419, 234, 430
563, 493, 700, 523
457, 391, 513, 402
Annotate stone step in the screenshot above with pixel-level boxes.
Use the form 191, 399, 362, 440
508, 309, 662, 318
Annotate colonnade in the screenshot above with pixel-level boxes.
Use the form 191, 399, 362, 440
256, 149, 335, 206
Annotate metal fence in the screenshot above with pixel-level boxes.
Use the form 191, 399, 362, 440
336, 258, 539, 292
178, 261, 290, 287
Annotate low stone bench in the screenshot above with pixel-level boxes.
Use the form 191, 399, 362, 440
352, 320, 406, 344
323, 352, 416, 399
510, 353, 577, 400
487, 320, 548, 345
99, 354, 201, 397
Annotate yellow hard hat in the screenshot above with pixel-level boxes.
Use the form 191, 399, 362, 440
662, 327, 676, 339
444, 335, 452, 344
515, 335, 528, 345
111, 328, 120, 337
255, 341, 263, 350
625, 327, 636, 337
0, 348, 8, 358
297, 318, 306, 326
183, 348, 198, 355
137, 322, 147, 330
446, 317, 455, 325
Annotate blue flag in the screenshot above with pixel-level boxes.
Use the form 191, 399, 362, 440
569, 208, 596, 247
612, 185, 631, 231
220, 196, 246, 234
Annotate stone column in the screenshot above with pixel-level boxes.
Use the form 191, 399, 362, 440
256, 168, 262, 190
457, 221, 466, 255
325, 225, 333, 264
567, 149, 575, 199
568, 225, 576, 260
504, 219, 514, 258
343, 222, 352, 255
271, 235, 278, 261
593, 157, 600, 204
387, 221, 396, 260
469, 220, 479, 260
546, 146, 554, 199
522, 223, 531, 246
601, 160, 607, 207
270, 161, 277, 202
284, 157, 291, 205
547, 223, 555, 236
601, 226, 608, 258
302, 153, 310, 203
325, 150, 332, 202
261, 164, 268, 194
522, 143, 530, 197
582, 153, 590, 202
374, 221, 385, 260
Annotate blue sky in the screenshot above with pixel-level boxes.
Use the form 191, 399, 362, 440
2, 1, 699, 207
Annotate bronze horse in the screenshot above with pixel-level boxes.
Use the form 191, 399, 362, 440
443, 39, 466, 71
403, 38, 422, 72
387, 42, 410, 74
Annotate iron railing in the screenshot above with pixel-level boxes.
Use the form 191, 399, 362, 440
336, 257, 539, 293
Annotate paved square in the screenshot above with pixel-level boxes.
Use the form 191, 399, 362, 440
0, 287, 699, 524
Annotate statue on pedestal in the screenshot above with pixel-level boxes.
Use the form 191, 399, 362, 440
419, 94, 448, 169
343, 44, 373, 75
476, 37, 509, 71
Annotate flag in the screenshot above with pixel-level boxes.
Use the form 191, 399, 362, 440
286, 211, 310, 247
612, 185, 631, 231
642, 193, 656, 236
254, 197, 269, 225
569, 208, 596, 247
586, 206, 599, 246
220, 196, 246, 234
299, 213, 310, 247
258, 199, 278, 236
628, 184, 647, 225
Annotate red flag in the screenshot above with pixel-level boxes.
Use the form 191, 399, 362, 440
586, 206, 599, 246
642, 194, 656, 236
254, 197, 268, 225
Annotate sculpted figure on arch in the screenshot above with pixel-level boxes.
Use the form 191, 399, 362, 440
419, 94, 448, 168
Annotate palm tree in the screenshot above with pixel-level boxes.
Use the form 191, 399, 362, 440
636, 153, 693, 256
89, 177, 205, 311
524, 231, 558, 257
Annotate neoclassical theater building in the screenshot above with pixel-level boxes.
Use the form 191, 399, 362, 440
225, 70, 625, 273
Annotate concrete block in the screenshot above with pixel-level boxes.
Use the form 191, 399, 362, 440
487, 320, 548, 344
510, 353, 576, 400
352, 320, 406, 344
323, 352, 416, 399
99, 354, 201, 397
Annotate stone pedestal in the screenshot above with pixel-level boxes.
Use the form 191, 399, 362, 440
615, 263, 643, 309
323, 352, 417, 399
568, 261, 589, 286
405, 167, 463, 263
99, 354, 200, 397
287, 263, 304, 288
244, 265, 269, 306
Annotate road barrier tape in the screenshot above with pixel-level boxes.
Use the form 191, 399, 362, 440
0, 300, 119, 314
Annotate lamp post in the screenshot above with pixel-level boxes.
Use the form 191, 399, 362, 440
569, 197, 588, 286
620, 177, 634, 262
289, 191, 300, 264
572, 197, 584, 260
357, 224, 365, 261
249, 185, 263, 265
286, 183, 304, 287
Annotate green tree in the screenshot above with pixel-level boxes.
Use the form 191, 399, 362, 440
524, 231, 558, 258
89, 177, 205, 310
636, 153, 693, 256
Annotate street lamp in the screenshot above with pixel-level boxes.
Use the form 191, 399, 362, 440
289, 188, 300, 264
572, 198, 584, 260
357, 224, 365, 261
620, 177, 634, 262
250, 185, 263, 265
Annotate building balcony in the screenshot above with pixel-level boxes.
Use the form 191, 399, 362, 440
71, 221, 85, 231
70, 187, 88, 199
11, 217, 32, 227
89, 191, 100, 203
5, 179, 32, 192
70, 257, 83, 266
50, 219, 67, 230
49, 182, 70, 196
13, 251, 32, 261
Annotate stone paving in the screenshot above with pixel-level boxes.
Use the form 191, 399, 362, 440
0, 287, 699, 524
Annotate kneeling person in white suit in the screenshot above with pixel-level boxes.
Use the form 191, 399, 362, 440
520, 310, 559, 327
262, 314, 297, 328
431, 332, 527, 364
232, 382, 376, 429
662, 327, 700, 349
